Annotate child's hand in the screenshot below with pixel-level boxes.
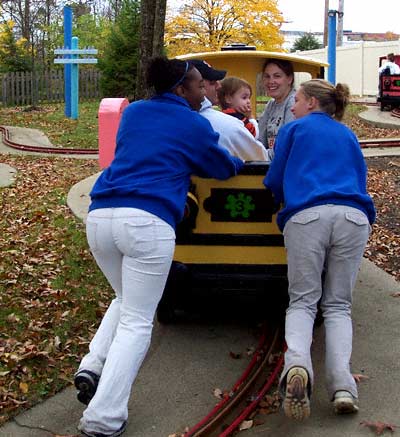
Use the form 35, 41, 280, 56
236, 102, 252, 118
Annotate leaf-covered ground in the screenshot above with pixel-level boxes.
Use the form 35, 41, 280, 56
0, 105, 399, 425
0, 156, 113, 424
365, 157, 400, 281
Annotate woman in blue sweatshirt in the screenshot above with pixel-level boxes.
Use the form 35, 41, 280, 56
264, 79, 375, 421
75, 57, 243, 437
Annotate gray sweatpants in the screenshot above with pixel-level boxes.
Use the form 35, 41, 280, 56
280, 204, 371, 400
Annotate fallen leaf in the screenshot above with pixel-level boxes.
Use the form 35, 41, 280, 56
229, 351, 242, 359
246, 346, 255, 356
7, 313, 20, 323
360, 420, 397, 435
353, 374, 370, 383
213, 388, 223, 399
390, 292, 400, 297
19, 382, 29, 394
239, 419, 253, 431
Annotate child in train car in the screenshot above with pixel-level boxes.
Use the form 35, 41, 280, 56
264, 79, 375, 420
217, 76, 259, 139
191, 59, 269, 162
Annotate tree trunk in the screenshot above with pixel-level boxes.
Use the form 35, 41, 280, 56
136, 0, 167, 99
23, 0, 31, 41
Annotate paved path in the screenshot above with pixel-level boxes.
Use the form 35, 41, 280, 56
0, 162, 17, 187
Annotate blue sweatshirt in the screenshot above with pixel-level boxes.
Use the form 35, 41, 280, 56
264, 111, 376, 231
90, 93, 244, 229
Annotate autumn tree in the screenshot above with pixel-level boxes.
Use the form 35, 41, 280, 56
384, 32, 399, 41
165, 0, 284, 57
0, 20, 32, 72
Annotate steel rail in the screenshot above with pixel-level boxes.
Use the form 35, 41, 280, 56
184, 325, 283, 437
2, 123, 400, 157
219, 353, 284, 437
359, 138, 400, 148
0, 125, 98, 155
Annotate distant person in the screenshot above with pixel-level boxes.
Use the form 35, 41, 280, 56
74, 56, 243, 437
217, 76, 259, 138
378, 53, 400, 74
264, 79, 375, 421
258, 59, 296, 158
190, 59, 269, 162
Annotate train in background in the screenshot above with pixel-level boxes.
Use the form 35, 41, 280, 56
377, 54, 400, 111
156, 47, 328, 323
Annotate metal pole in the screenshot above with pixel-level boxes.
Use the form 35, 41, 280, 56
63, 6, 72, 118
71, 37, 79, 120
328, 10, 337, 84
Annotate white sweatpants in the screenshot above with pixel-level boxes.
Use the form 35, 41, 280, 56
78, 208, 175, 435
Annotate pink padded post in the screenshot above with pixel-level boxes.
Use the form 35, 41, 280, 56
98, 98, 129, 168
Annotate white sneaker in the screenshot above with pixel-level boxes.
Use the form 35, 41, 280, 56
333, 390, 359, 414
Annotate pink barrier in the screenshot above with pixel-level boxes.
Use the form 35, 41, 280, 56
98, 98, 129, 168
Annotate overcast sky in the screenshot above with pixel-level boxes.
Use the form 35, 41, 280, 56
167, 0, 400, 34
279, 0, 400, 33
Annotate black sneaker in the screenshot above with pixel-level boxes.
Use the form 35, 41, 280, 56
74, 369, 100, 405
80, 421, 127, 437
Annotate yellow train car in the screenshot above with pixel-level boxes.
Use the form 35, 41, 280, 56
157, 47, 328, 322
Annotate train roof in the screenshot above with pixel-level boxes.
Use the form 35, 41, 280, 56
176, 50, 329, 77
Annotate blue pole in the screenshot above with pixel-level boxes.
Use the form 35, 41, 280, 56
64, 6, 72, 117
71, 36, 79, 120
328, 10, 337, 84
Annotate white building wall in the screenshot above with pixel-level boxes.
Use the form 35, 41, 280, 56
296, 40, 400, 96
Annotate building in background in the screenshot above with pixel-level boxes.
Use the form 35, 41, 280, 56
282, 30, 399, 51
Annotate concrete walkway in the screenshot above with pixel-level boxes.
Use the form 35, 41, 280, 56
0, 162, 17, 187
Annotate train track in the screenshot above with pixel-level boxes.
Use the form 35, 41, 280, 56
359, 137, 400, 148
183, 324, 284, 437
0, 125, 98, 155
1, 122, 400, 157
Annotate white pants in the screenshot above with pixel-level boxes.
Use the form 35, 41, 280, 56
78, 208, 175, 435
280, 205, 371, 400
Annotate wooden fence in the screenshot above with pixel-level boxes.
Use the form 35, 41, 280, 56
0, 68, 101, 107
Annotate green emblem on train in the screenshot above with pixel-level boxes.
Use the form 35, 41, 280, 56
225, 192, 255, 218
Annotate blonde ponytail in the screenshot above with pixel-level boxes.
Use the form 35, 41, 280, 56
301, 79, 350, 120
